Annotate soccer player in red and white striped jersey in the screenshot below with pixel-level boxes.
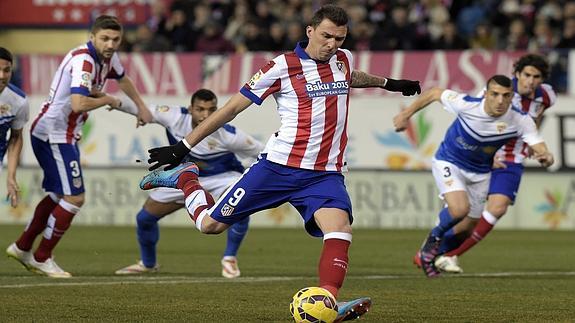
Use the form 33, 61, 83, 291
142, 5, 420, 321
6, 15, 152, 278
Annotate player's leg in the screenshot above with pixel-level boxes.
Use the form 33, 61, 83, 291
7, 136, 61, 267
418, 159, 471, 277
203, 172, 249, 278
221, 216, 249, 278
115, 191, 182, 274
445, 164, 520, 258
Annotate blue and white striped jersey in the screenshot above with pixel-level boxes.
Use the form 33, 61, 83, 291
435, 90, 542, 173
0, 83, 29, 160
120, 102, 263, 176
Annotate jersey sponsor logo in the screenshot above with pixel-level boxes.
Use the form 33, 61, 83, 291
481, 146, 497, 154
248, 70, 263, 88
456, 136, 478, 151
220, 203, 234, 216
496, 121, 507, 133
305, 80, 349, 97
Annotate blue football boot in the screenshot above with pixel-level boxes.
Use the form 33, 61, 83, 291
139, 162, 199, 190
335, 297, 371, 322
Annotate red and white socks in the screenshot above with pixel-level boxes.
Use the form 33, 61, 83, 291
15, 193, 59, 251
34, 199, 80, 262
319, 232, 352, 299
446, 210, 498, 257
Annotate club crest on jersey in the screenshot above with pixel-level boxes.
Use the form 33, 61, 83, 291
220, 203, 235, 216
72, 177, 83, 188
156, 105, 170, 113
0, 104, 11, 115
336, 61, 347, 75
495, 122, 507, 133
305, 80, 349, 98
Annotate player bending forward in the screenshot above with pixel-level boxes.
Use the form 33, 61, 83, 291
394, 75, 553, 277
139, 4, 420, 321
113, 89, 263, 278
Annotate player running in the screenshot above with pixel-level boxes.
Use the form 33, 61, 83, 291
112, 89, 263, 278
0, 47, 29, 208
6, 15, 153, 278
138, 5, 420, 321
431, 54, 557, 273
394, 75, 554, 277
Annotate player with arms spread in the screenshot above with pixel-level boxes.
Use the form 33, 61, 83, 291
112, 89, 263, 278
139, 5, 420, 321
6, 15, 153, 278
394, 75, 554, 277
432, 54, 557, 273
0, 47, 29, 208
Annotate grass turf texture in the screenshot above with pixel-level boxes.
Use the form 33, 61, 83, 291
1, 225, 574, 322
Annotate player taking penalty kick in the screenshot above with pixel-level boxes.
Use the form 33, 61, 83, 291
139, 4, 420, 321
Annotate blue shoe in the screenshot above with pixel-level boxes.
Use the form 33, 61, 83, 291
335, 297, 371, 322
139, 162, 199, 190
419, 235, 441, 278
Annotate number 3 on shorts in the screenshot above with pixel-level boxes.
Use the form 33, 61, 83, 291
443, 166, 451, 178
228, 188, 246, 206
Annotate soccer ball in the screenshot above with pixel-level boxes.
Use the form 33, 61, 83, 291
290, 287, 338, 323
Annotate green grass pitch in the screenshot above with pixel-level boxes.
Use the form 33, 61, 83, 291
1, 225, 574, 322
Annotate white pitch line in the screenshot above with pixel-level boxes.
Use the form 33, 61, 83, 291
1, 271, 574, 289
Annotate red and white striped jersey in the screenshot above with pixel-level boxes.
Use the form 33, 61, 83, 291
31, 41, 125, 144
499, 79, 556, 163
240, 42, 353, 172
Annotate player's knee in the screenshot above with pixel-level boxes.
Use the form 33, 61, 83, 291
63, 194, 85, 207
448, 204, 470, 218
486, 202, 508, 218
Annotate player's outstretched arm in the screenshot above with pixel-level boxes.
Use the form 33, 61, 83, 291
350, 70, 421, 96
147, 93, 253, 171
117, 75, 153, 127
529, 142, 554, 168
393, 87, 443, 132
5, 128, 23, 207
71, 93, 121, 113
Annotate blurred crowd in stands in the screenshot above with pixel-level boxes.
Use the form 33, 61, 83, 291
120, 0, 575, 53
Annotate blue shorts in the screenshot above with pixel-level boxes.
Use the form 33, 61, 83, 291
209, 155, 353, 237
31, 135, 85, 196
488, 162, 524, 203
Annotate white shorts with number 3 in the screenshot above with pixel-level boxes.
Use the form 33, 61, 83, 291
431, 158, 491, 219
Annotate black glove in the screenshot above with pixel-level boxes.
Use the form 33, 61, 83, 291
147, 140, 191, 171
383, 78, 421, 96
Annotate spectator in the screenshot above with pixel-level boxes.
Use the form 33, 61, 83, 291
162, 9, 194, 52
195, 22, 235, 53
529, 18, 559, 52
469, 22, 497, 50
133, 24, 172, 52
371, 6, 418, 50
557, 18, 575, 48
500, 18, 529, 50
433, 21, 468, 50
283, 21, 304, 50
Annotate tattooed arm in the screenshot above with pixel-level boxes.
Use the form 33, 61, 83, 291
350, 70, 387, 88
350, 70, 421, 96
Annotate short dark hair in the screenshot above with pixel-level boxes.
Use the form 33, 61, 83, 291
487, 75, 512, 89
191, 89, 217, 105
0, 47, 13, 64
513, 54, 550, 80
91, 15, 123, 34
310, 5, 348, 28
